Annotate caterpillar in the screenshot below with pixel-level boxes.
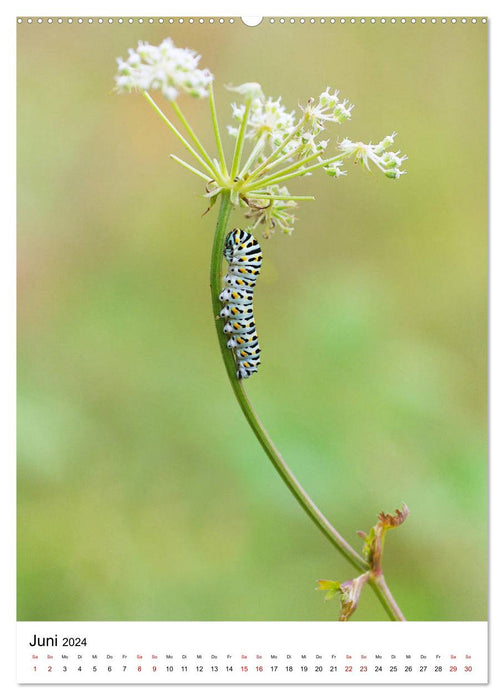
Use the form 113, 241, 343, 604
219, 228, 263, 380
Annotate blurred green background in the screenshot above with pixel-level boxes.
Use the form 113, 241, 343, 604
17, 18, 487, 621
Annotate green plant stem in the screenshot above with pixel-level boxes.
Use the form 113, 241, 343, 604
230, 99, 252, 179
247, 194, 315, 202
208, 84, 228, 176
248, 154, 343, 191
369, 575, 407, 622
169, 155, 212, 182
210, 190, 406, 622
239, 133, 267, 178
246, 117, 305, 181
244, 138, 305, 182
143, 91, 216, 179
171, 100, 215, 171
245, 143, 323, 190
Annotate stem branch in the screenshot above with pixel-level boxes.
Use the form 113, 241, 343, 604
369, 575, 406, 621
249, 154, 343, 191
169, 155, 212, 182
143, 91, 217, 180
171, 100, 215, 171
246, 117, 305, 181
208, 84, 228, 176
230, 100, 252, 180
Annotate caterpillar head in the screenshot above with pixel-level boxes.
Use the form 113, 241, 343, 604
223, 228, 241, 263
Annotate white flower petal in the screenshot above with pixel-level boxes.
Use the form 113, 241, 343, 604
114, 38, 213, 100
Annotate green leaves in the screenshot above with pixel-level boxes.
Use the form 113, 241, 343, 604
316, 574, 370, 621
317, 504, 409, 621
316, 579, 341, 602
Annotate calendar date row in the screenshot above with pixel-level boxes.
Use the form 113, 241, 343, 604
32, 663, 474, 674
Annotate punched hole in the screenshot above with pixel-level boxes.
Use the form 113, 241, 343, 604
241, 16, 263, 27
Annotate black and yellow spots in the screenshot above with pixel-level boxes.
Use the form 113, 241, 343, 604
220, 229, 263, 379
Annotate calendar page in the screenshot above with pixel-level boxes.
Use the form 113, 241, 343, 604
16, 8, 488, 687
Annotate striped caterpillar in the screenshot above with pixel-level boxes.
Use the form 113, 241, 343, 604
219, 228, 262, 379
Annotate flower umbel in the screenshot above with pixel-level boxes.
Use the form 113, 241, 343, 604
338, 132, 408, 179
114, 37, 407, 239
115, 38, 213, 100
244, 185, 298, 238
302, 88, 354, 133
228, 94, 296, 146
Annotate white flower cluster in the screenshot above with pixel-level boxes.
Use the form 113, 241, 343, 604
338, 132, 408, 179
303, 88, 354, 133
114, 38, 408, 240
228, 96, 296, 145
115, 38, 213, 101
245, 185, 298, 238
297, 132, 329, 159
227, 85, 355, 167
323, 160, 347, 179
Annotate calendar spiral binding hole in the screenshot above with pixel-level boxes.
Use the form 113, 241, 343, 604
17, 16, 488, 25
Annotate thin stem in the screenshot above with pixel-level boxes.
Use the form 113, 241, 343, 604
238, 133, 267, 178
249, 154, 343, 192
369, 575, 406, 622
171, 100, 215, 171
209, 84, 228, 176
247, 193, 315, 201
230, 99, 252, 180
245, 149, 325, 191
247, 132, 326, 184
143, 91, 217, 180
169, 155, 213, 182
246, 117, 305, 182
244, 140, 302, 179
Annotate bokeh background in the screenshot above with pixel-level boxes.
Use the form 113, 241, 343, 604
17, 17, 487, 621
